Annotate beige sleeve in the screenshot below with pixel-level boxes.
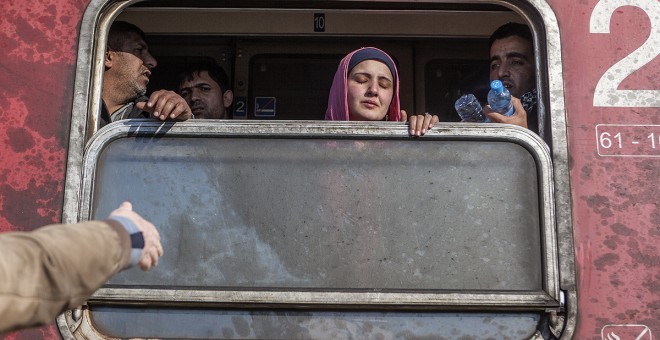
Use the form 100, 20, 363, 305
0, 220, 130, 334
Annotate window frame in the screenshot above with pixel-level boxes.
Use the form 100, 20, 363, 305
61, 0, 576, 337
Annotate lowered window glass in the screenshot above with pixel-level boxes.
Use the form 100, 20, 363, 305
71, 120, 558, 338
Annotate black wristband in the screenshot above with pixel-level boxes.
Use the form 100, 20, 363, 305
108, 215, 144, 267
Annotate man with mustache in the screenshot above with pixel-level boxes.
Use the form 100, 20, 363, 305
101, 21, 192, 127
177, 59, 234, 120
484, 22, 538, 133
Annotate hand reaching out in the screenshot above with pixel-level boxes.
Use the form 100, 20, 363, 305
108, 202, 163, 271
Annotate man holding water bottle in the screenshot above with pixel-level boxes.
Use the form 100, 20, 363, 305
485, 22, 537, 132
411, 23, 538, 134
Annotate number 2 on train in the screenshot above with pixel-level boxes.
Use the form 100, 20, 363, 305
590, 0, 659, 108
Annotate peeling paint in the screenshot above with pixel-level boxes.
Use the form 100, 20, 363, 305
0, 0, 86, 338
611, 223, 637, 237
594, 253, 620, 270
0, 0, 83, 232
0, 0, 657, 338
554, 0, 660, 336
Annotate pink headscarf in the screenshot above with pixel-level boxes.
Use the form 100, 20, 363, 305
325, 47, 401, 121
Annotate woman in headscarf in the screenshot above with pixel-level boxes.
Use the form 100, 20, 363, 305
325, 47, 437, 135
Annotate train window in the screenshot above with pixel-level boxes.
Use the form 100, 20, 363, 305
248, 54, 342, 120
92, 127, 546, 291
82, 4, 534, 137
425, 59, 490, 122
77, 121, 557, 338
61, 0, 574, 338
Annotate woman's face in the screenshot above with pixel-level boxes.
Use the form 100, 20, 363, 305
346, 59, 394, 121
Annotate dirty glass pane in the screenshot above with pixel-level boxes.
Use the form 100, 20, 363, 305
90, 306, 542, 339
93, 137, 541, 290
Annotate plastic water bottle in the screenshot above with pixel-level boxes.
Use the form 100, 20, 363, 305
487, 80, 514, 116
455, 94, 487, 123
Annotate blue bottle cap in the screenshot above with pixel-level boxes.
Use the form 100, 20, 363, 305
490, 80, 504, 93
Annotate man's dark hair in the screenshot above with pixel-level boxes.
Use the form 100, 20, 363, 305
178, 58, 231, 93
489, 22, 533, 50
107, 21, 146, 51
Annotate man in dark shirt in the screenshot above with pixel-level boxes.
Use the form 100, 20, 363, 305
101, 21, 192, 127
484, 22, 539, 134
177, 59, 234, 119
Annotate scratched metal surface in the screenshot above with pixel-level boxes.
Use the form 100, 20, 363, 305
547, 0, 660, 338
0, 0, 82, 231
2, 0, 658, 339
0, 0, 86, 339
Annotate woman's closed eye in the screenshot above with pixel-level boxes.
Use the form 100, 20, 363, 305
378, 78, 392, 89
353, 74, 370, 84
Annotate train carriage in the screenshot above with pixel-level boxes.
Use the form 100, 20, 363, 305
0, 0, 658, 339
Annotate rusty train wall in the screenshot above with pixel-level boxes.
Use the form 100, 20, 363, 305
0, 0, 658, 339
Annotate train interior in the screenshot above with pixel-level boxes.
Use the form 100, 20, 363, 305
117, 2, 536, 125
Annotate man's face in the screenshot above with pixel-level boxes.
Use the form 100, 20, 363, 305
110, 32, 157, 99
489, 35, 535, 98
179, 71, 230, 119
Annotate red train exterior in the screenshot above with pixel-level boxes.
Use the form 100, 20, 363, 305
0, 0, 657, 339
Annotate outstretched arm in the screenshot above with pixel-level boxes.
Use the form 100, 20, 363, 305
0, 201, 162, 333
